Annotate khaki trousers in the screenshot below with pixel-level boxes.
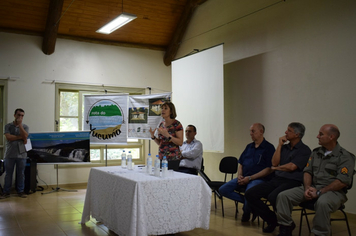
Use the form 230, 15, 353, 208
276, 186, 347, 236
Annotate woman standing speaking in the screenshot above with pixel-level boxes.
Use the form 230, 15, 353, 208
149, 101, 183, 160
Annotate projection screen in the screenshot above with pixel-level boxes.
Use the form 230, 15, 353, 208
172, 44, 224, 152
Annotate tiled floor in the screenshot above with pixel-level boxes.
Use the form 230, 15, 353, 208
0, 184, 355, 236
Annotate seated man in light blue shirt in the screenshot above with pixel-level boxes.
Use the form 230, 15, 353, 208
178, 125, 203, 175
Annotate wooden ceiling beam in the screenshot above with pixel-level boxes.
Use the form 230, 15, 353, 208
0, 27, 166, 51
163, 0, 208, 66
57, 34, 166, 51
42, 0, 64, 55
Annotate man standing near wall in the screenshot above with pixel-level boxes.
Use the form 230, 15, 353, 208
276, 124, 355, 236
245, 122, 311, 233
1, 108, 29, 198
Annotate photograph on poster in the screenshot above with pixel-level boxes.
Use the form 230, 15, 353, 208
27, 132, 90, 163
128, 107, 148, 123
149, 98, 167, 116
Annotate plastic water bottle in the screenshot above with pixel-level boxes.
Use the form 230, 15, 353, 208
121, 150, 126, 168
154, 155, 160, 177
162, 156, 168, 177
127, 151, 133, 170
147, 153, 152, 174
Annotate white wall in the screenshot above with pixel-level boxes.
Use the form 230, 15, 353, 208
177, 0, 356, 213
0, 32, 170, 185
1, 0, 356, 213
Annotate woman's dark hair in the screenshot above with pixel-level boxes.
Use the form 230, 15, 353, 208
161, 101, 177, 119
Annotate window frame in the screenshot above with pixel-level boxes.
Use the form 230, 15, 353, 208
55, 83, 146, 166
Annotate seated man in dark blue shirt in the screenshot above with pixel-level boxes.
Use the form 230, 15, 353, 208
219, 123, 275, 222
245, 122, 311, 233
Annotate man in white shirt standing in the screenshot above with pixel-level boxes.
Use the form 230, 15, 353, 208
178, 125, 203, 175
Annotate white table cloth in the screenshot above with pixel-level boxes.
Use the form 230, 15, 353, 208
81, 166, 211, 236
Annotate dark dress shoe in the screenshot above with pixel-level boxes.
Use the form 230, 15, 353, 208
277, 222, 296, 236
251, 214, 258, 222
241, 213, 250, 222
263, 222, 278, 233
291, 222, 296, 231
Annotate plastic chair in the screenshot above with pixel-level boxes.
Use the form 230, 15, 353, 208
198, 156, 238, 217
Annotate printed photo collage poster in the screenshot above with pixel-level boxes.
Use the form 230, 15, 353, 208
83, 93, 171, 144
128, 92, 172, 139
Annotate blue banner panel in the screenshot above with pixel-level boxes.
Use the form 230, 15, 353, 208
27, 131, 90, 163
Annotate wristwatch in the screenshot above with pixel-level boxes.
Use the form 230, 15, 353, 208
248, 176, 252, 181
151, 136, 156, 140
316, 190, 321, 197
167, 135, 172, 141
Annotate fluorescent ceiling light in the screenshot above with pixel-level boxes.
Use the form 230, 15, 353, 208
96, 12, 137, 34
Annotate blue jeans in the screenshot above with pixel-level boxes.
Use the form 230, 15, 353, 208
219, 178, 265, 216
4, 158, 27, 194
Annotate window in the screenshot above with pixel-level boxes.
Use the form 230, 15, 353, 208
55, 83, 145, 165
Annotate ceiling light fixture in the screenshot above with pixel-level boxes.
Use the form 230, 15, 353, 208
96, 1, 136, 34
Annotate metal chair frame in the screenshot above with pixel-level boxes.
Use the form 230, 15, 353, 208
198, 156, 238, 217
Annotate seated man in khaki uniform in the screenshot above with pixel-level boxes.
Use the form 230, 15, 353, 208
276, 124, 355, 236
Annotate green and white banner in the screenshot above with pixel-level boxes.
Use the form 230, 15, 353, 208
128, 92, 171, 139
83, 94, 128, 144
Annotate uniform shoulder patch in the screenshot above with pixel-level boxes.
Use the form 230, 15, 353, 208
341, 167, 348, 175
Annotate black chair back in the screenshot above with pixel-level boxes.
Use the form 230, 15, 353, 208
344, 169, 355, 193
168, 160, 180, 171
219, 156, 238, 182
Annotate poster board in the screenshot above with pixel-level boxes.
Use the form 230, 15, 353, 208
128, 92, 171, 139
27, 131, 90, 163
83, 94, 128, 144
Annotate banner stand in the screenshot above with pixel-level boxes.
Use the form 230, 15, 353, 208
41, 164, 78, 194
148, 87, 151, 155
105, 145, 108, 166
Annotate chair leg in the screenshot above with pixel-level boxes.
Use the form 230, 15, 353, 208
214, 192, 217, 209
235, 201, 238, 219
298, 208, 303, 236
344, 213, 351, 236
334, 209, 351, 236
221, 197, 224, 217
299, 208, 311, 236
305, 210, 311, 233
